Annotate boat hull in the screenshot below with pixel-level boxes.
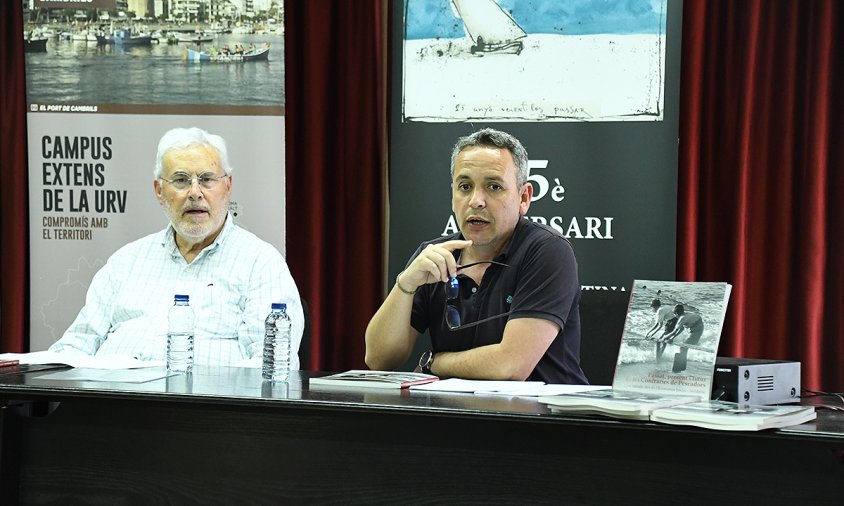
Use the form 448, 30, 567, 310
24, 38, 48, 52
178, 37, 214, 44
96, 30, 152, 46
183, 46, 270, 63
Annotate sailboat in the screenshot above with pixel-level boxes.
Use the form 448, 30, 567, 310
451, 0, 526, 55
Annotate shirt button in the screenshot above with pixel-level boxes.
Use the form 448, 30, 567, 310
471, 287, 477, 293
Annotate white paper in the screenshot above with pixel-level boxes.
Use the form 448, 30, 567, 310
479, 384, 611, 397
0, 351, 165, 370
35, 367, 176, 383
409, 378, 611, 396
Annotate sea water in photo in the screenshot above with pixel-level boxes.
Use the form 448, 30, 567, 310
25, 34, 285, 106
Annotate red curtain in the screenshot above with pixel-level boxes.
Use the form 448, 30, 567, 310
284, 0, 386, 371
0, 1, 29, 353
679, 0, 844, 391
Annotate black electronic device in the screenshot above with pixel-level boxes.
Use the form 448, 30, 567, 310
711, 357, 801, 405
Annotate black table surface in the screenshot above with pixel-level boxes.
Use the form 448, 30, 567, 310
3, 367, 844, 505
1, 366, 842, 440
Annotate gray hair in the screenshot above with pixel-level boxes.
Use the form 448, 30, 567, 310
154, 127, 233, 178
449, 128, 529, 186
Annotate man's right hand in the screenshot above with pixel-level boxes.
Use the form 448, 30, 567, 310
366, 240, 471, 371
397, 240, 473, 292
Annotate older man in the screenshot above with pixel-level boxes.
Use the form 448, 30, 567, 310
365, 128, 588, 384
50, 127, 304, 368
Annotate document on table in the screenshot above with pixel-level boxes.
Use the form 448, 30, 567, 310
409, 378, 611, 396
0, 351, 165, 370
34, 367, 176, 384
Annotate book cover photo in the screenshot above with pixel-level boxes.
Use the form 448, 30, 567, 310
611, 280, 732, 399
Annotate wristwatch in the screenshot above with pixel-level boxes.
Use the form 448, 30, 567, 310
419, 350, 435, 375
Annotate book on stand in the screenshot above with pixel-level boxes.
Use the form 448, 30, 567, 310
610, 280, 732, 399
309, 370, 439, 389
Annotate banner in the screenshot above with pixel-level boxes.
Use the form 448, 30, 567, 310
392, 0, 681, 288
23, 5, 286, 351
390, 0, 683, 370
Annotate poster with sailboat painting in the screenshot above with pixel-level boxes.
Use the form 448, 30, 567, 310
402, 0, 668, 122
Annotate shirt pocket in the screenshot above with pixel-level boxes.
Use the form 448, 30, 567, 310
194, 282, 243, 341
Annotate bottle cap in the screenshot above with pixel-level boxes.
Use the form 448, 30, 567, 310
271, 302, 285, 311
174, 294, 189, 302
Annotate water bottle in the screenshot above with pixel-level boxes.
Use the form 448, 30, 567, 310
262, 302, 292, 381
167, 294, 195, 373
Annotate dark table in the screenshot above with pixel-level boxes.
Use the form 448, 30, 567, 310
1, 367, 842, 505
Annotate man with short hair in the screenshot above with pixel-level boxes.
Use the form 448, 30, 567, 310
50, 127, 304, 368
365, 128, 588, 384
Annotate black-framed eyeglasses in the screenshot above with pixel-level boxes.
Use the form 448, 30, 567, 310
160, 172, 229, 191
444, 261, 511, 331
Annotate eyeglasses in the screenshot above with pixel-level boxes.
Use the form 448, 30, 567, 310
444, 261, 511, 331
160, 172, 229, 191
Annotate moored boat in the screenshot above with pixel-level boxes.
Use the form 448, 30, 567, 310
96, 28, 152, 46
177, 32, 214, 44
183, 44, 270, 63
70, 30, 101, 42
24, 36, 48, 52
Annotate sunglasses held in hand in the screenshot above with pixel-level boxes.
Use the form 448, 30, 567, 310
444, 261, 511, 331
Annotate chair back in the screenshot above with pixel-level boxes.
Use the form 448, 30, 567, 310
578, 290, 629, 385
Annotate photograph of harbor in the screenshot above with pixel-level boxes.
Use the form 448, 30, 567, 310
23, 1, 285, 108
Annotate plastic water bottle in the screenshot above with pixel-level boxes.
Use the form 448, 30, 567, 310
262, 303, 292, 381
167, 294, 195, 373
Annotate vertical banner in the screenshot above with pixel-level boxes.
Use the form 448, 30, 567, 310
390, 0, 682, 373
24, 2, 286, 351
